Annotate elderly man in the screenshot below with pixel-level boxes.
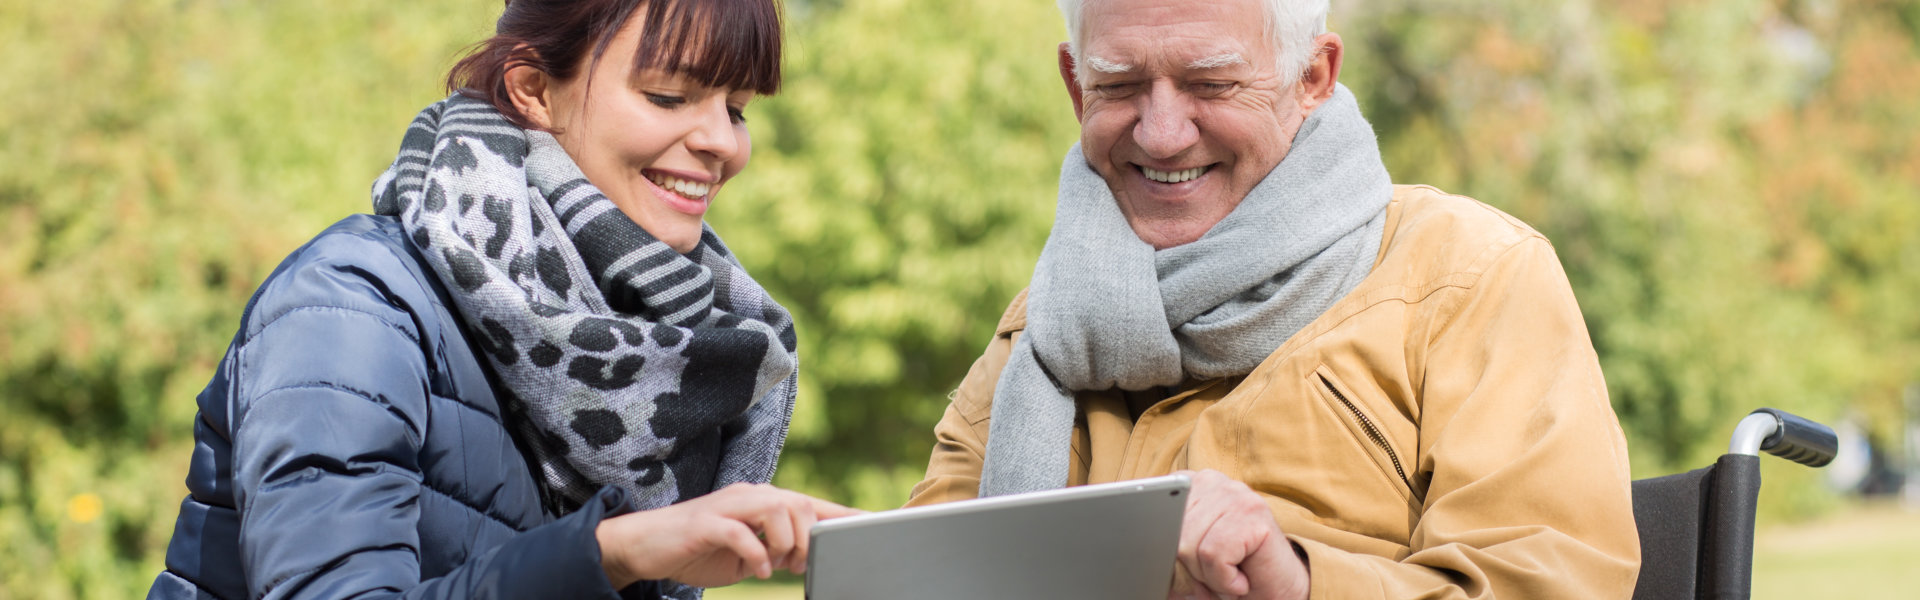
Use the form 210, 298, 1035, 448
904, 0, 1641, 598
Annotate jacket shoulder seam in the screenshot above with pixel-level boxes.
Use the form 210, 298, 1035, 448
247, 217, 443, 344
1398, 187, 1547, 246
245, 382, 425, 446
249, 304, 423, 347
1351, 234, 1552, 312
994, 289, 1030, 335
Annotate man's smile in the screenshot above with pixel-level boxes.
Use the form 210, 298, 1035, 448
1138, 164, 1213, 183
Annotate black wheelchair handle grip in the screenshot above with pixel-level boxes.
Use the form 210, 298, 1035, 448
1753, 408, 1838, 468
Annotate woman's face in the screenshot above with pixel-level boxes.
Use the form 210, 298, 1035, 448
537, 16, 755, 254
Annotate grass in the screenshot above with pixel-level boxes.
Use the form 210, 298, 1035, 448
706, 580, 804, 600
706, 501, 1920, 599
1753, 500, 1920, 600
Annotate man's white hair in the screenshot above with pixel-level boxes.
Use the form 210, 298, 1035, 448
1057, 0, 1329, 85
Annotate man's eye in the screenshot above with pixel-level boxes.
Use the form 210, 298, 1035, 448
645, 93, 687, 108
1192, 82, 1235, 96
1093, 83, 1139, 98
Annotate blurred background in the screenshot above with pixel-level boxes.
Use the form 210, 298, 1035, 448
3, 0, 1918, 598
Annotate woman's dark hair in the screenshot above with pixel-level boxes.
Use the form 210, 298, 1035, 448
449, 0, 783, 130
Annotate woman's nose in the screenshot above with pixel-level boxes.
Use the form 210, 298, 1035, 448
684, 96, 741, 161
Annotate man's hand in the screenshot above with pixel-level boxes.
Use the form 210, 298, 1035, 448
1167, 470, 1310, 600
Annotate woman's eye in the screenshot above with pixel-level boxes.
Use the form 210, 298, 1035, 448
645, 93, 687, 108
727, 106, 747, 124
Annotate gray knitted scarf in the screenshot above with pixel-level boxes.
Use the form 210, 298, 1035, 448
980, 84, 1391, 496
372, 95, 797, 516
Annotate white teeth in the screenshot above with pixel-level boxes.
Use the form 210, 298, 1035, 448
1141, 165, 1206, 183
646, 173, 712, 199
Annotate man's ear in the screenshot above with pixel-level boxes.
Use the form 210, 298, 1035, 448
1297, 32, 1344, 113
1058, 42, 1086, 121
503, 55, 556, 130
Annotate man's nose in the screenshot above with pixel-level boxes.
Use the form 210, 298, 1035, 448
1132, 81, 1199, 159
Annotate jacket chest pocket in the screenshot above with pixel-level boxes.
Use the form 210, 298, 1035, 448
1312, 365, 1418, 505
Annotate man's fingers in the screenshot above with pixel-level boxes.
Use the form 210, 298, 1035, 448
1176, 498, 1218, 563
1175, 539, 1218, 599
1177, 497, 1235, 596
1167, 561, 1197, 599
1179, 469, 1268, 598
1195, 523, 1253, 596
1167, 566, 1220, 600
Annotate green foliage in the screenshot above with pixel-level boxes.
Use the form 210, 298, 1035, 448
1342, 0, 1920, 475
714, 0, 1077, 507
4, 0, 1919, 597
0, 1, 496, 597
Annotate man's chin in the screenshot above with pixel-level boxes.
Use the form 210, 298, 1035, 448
1116, 190, 1238, 249
1127, 220, 1212, 250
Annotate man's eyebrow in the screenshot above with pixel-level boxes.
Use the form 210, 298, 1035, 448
1085, 55, 1134, 74
1187, 53, 1246, 69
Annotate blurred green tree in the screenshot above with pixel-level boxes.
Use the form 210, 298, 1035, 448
3, 0, 1918, 597
713, 0, 1077, 507
1338, 0, 1920, 481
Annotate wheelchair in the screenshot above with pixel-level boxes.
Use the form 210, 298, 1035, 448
1631, 408, 1839, 600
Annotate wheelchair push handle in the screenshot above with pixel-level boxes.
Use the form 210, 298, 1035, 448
1728, 408, 1838, 468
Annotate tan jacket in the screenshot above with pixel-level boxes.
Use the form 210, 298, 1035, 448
907, 186, 1640, 599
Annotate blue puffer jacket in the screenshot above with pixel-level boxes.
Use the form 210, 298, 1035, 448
148, 214, 660, 600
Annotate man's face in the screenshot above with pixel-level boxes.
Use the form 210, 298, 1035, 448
1072, 0, 1314, 249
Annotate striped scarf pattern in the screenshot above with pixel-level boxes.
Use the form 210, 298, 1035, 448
371, 95, 797, 517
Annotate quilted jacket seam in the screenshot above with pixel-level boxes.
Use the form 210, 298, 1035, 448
419, 484, 521, 529
249, 305, 422, 347
242, 382, 425, 448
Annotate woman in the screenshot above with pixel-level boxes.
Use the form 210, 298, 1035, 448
147, 1, 853, 598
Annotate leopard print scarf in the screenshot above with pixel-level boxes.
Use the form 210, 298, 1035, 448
371, 95, 797, 514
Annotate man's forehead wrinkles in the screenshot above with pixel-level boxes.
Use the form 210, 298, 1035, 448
1082, 45, 1260, 78
1086, 27, 1255, 65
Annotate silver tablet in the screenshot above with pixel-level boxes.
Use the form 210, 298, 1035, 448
805, 474, 1190, 600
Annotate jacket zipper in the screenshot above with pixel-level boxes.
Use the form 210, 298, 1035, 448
1320, 375, 1413, 493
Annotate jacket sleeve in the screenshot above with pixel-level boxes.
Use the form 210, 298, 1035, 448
226, 256, 647, 600
906, 291, 1033, 507
904, 328, 1023, 507
1295, 237, 1640, 599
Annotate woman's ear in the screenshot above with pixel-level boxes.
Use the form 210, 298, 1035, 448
504, 59, 556, 130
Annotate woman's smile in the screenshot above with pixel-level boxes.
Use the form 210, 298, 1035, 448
642, 168, 716, 216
